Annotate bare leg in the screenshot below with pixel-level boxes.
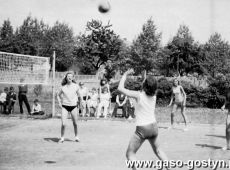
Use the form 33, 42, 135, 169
181, 105, 188, 130
70, 107, 79, 139
148, 137, 170, 169
126, 134, 145, 170
60, 108, 68, 142
170, 104, 177, 128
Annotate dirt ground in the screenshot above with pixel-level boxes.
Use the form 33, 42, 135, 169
0, 116, 229, 170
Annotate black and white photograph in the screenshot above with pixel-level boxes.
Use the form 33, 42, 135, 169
0, 0, 230, 169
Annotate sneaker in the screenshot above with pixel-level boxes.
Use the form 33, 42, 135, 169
75, 136, 80, 142
58, 138, 64, 143
222, 147, 230, 151
128, 116, 133, 120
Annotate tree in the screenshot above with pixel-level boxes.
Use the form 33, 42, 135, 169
203, 33, 230, 77
14, 16, 49, 56
129, 18, 161, 74
74, 19, 123, 74
46, 21, 75, 71
165, 24, 206, 76
0, 19, 14, 52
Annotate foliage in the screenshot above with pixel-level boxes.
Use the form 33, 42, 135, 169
74, 19, 124, 75
164, 25, 207, 76
129, 18, 161, 74
0, 19, 14, 52
33, 84, 43, 97
203, 33, 230, 77
46, 21, 75, 71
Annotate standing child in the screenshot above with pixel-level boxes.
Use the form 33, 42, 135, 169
221, 88, 230, 150
0, 87, 8, 114
87, 88, 98, 117
7, 87, 17, 114
31, 99, 45, 115
118, 69, 169, 170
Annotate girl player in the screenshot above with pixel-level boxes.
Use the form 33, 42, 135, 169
118, 69, 169, 170
57, 72, 82, 143
221, 88, 230, 150
168, 78, 188, 131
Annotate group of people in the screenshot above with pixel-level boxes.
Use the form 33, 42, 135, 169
0, 79, 45, 116
76, 79, 135, 119
56, 70, 230, 170
0, 86, 17, 114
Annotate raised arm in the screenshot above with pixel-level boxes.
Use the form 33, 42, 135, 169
118, 69, 139, 100
168, 89, 174, 107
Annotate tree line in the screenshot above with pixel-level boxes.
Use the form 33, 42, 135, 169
0, 15, 230, 79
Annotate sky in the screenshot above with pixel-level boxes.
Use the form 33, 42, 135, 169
0, 0, 230, 45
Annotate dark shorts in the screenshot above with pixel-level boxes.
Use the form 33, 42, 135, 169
135, 123, 158, 140
62, 105, 77, 112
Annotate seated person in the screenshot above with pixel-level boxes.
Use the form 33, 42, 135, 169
87, 88, 98, 117
31, 99, 45, 115
112, 92, 128, 118
7, 86, 17, 114
126, 97, 135, 119
0, 87, 8, 114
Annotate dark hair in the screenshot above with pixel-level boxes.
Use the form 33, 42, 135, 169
100, 79, 107, 86
4, 87, 8, 92
61, 72, 76, 86
142, 75, 157, 96
173, 78, 180, 86
10, 86, 14, 91
34, 99, 39, 103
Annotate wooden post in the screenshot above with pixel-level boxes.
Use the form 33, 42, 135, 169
52, 51, 56, 117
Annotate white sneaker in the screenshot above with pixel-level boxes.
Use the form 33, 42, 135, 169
58, 138, 64, 143
75, 136, 80, 142
128, 116, 133, 120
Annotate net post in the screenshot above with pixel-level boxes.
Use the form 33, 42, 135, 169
52, 51, 56, 117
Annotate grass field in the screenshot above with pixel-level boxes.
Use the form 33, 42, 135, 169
0, 107, 230, 170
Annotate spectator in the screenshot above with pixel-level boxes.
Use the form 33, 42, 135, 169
31, 99, 45, 115
18, 78, 31, 114
97, 80, 111, 118
0, 87, 8, 114
87, 88, 98, 117
112, 92, 127, 118
79, 82, 89, 117
127, 97, 135, 119
7, 86, 16, 114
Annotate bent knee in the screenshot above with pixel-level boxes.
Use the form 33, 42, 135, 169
126, 150, 135, 160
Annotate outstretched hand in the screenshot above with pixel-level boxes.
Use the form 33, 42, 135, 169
124, 68, 134, 75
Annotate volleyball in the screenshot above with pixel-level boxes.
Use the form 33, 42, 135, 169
98, 1, 110, 13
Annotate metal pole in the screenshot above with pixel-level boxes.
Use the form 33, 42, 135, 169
52, 51, 56, 117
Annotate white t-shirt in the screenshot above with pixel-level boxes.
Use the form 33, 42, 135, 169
134, 91, 157, 126
0, 92, 6, 102
60, 83, 80, 106
32, 103, 42, 112
79, 86, 88, 98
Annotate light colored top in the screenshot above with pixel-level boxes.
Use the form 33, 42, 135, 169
32, 103, 41, 112
79, 86, 88, 97
60, 83, 80, 106
0, 92, 6, 102
100, 93, 110, 101
91, 93, 98, 102
134, 91, 157, 126
172, 85, 184, 103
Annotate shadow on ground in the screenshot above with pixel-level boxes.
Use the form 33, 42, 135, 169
195, 144, 222, 149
